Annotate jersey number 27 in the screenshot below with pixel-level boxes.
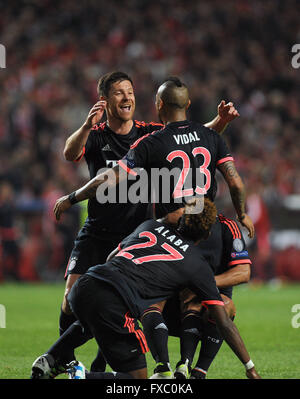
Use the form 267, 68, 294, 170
116, 231, 184, 265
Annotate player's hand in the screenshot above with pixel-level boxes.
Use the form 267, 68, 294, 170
218, 100, 240, 123
246, 367, 261, 379
53, 195, 72, 221
238, 213, 255, 239
84, 100, 106, 129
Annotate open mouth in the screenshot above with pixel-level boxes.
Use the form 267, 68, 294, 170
119, 104, 132, 112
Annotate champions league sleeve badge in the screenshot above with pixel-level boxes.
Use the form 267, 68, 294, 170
68, 257, 78, 271
233, 238, 244, 252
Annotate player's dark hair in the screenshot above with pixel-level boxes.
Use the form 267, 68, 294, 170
159, 76, 189, 109
97, 71, 133, 97
178, 198, 217, 241
162, 76, 186, 88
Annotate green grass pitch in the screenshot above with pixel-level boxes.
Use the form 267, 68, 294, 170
0, 282, 299, 379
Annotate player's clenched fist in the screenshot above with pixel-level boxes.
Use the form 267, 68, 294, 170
84, 100, 107, 129
53, 195, 72, 221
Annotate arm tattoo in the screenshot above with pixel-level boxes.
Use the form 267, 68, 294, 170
219, 161, 246, 215
221, 161, 239, 179
230, 185, 246, 215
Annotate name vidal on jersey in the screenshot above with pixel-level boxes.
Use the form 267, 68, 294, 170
154, 226, 189, 252
173, 131, 200, 145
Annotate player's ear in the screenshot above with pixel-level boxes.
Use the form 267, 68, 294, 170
186, 99, 191, 109
158, 98, 164, 110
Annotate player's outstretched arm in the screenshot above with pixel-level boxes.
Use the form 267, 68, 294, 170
53, 165, 124, 221
63, 101, 106, 161
218, 161, 255, 238
208, 304, 261, 379
204, 100, 240, 134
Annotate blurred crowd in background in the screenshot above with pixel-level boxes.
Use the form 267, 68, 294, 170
1, 0, 300, 283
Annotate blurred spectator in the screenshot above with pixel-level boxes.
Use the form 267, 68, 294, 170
275, 246, 300, 282
1, 0, 299, 281
245, 178, 273, 282
0, 181, 20, 281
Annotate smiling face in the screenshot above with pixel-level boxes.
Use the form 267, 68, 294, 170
105, 79, 136, 122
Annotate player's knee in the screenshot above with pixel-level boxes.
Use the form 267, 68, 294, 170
181, 309, 202, 322
62, 274, 81, 314
180, 295, 203, 314
62, 288, 72, 315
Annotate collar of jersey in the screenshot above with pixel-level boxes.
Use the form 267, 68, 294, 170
105, 121, 136, 137
166, 120, 189, 127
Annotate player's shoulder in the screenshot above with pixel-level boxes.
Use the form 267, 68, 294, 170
184, 121, 220, 142
128, 121, 164, 149
201, 124, 220, 138
218, 214, 242, 239
134, 120, 164, 132
134, 218, 161, 233
129, 124, 162, 150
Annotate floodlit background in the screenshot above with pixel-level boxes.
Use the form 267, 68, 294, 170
0, 0, 300, 285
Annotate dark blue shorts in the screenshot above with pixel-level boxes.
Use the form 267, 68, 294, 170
64, 227, 122, 279
68, 275, 148, 372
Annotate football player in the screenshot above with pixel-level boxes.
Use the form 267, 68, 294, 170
58, 72, 240, 370
31, 199, 260, 379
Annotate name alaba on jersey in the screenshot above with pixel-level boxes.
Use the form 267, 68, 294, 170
87, 218, 224, 319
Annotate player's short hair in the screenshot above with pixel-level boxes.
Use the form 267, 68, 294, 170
178, 198, 217, 241
159, 76, 189, 109
97, 71, 133, 97
162, 76, 186, 88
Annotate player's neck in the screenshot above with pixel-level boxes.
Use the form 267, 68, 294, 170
162, 112, 187, 125
106, 118, 134, 135
160, 215, 181, 227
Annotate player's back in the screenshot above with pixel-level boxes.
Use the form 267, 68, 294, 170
146, 120, 232, 200
87, 218, 221, 318
121, 120, 233, 214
